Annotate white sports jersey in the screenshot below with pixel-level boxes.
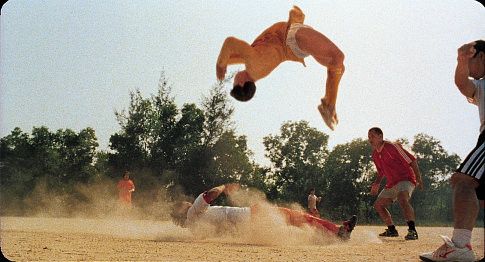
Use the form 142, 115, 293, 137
186, 193, 251, 229
471, 79, 484, 133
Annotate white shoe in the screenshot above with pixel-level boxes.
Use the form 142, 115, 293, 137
419, 235, 476, 261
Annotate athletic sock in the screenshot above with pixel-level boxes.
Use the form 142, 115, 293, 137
452, 228, 472, 248
388, 225, 397, 232
407, 221, 416, 231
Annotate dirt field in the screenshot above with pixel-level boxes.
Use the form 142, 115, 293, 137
1, 216, 483, 261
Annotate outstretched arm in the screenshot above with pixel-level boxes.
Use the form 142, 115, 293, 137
216, 37, 254, 80
455, 42, 477, 98
204, 183, 240, 203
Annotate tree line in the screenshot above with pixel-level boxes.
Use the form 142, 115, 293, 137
1, 72, 480, 224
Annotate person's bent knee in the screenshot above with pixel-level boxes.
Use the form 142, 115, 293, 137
329, 65, 345, 75
224, 36, 239, 45
397, 194, 410, 207
374, 199, 387, 210
333, 49, 345, 65
312, 50, 345, 73
324, 48, 344, 68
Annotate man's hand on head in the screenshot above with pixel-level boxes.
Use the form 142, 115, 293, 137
457, 42, 476, 61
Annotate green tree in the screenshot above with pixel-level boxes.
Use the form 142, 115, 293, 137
178, 80, 248, 197
263, 120, 329, 204
163, 103, 205, 196
207, 131, 254, 185
108, 73, 204, 198
107, 73, 255, 201
0, 126, 99, 215
149, 74, 180, 170
109, 89, 155, 171
0, 127, 37, 214
201, 82, 234, 147
410, 133, 460, 223
55, 127, 98, 185
171, 103, 205, 168
322, 138, 374, 221
108, 73, 184, 173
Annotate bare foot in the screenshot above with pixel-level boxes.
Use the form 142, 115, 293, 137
317, 100, 337, 131
333, 110, 339, 125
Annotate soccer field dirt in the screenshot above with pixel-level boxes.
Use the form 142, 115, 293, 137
1, 216, 483, 261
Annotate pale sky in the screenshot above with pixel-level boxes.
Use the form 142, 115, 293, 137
1, 0, 484, 165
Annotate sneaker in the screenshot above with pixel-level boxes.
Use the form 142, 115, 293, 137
379, 228, 399, 237
337, 215, 357, 240
405, 229, 418, 240
419, 235, 476, 261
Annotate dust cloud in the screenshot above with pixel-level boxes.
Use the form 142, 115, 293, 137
176, 187, 345, 246
14, 177, 171, 220
2, 183, 353, 247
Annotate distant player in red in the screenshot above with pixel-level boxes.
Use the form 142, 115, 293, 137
368, 127, 423, 241
170, 183, 357, 240
117, 171, 135, 207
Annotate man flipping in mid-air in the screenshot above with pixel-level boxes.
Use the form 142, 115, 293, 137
216, 6, 345, 131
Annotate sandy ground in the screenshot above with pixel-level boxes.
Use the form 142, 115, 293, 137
1, 216, 483, 261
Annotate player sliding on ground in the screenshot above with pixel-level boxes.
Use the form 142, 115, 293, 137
216, 6, 345, 131
170, 184, 357, 240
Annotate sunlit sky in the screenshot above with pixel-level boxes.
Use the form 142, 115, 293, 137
1, 1, 484, 165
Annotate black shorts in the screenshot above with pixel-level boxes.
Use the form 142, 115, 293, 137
456, 131, 485, 200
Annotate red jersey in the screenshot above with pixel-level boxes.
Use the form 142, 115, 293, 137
117, 179, 135, 204
372, 141, 416, 188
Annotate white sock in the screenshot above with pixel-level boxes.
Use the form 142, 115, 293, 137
451, 228, 472, 248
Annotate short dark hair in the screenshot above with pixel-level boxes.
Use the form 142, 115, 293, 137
473, 40, 485, 58
368, 127, 383, 136
230, 81, 256, 102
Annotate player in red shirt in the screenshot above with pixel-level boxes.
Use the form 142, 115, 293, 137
117, 171, 135, 208
368, 127, 423, 240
